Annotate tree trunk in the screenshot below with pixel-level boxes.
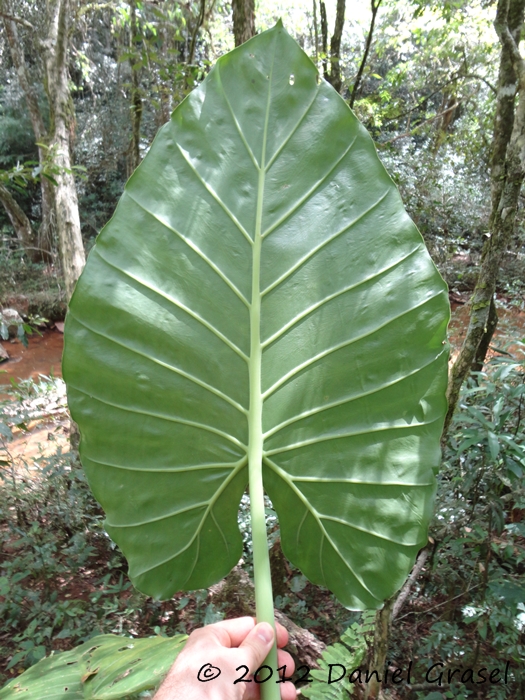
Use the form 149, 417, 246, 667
469, 0, 524, 376
444, 0, 525, 436
232, 0, 255, 47
320, 1, 328, 79
472, 296, 499, 373
327, 0, 345, 93
44, 0, 86, 300
349, 0, 382, 108
189, 0, 207, 63
127, 0, 143, 176
319, 0, 346, 93
365, 597, 394, 700
312, 0, 319, 66
491, 0, 524, 214
2, 12, 54, 262
0, 184, 40, 263
364, 548, 429, 699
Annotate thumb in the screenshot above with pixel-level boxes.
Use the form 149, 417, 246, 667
239, 622, 275, 671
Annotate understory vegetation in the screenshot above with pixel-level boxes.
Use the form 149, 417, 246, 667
1, 348, 524, 698
1, 1, 525, 699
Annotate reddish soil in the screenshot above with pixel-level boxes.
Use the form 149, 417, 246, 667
6, 420, 70, 470
448, 295, 525, 363
0, 328, 63, 396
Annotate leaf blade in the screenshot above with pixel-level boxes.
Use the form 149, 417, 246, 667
64, 24, 449, 607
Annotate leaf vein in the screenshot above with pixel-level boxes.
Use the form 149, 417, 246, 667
107, 502, 209, 528
69, 308, 248, 415
124, 191, 250, 307
83, 455, 243, 473
320, 515, 420, 546
261, 191, 390, 296
174, 141, 253, 246
264, 84, 321, 171
262, 292, 445, 399
215, 63, 260, 170
68, 384, 248, 450
261, 133, 358, 239
132, 458, 247, 577
264, 457, 377, 599
264, 346, 448, 438
292, 476, 434, 486
261, 246, 420, 348
93, 250, 249, 362
264, 416, 442, 456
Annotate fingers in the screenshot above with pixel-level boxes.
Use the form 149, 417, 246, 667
274, 620, 289, 649
277, 648, 295, 675
204, 616, 256, 648
239, 625, 297, 700
238, 621, 275, 672
277, 649, 297, 699
201, 617, 289, 651
241, 649, 297, 700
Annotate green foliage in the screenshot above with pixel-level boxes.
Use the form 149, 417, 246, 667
393, 348, 525, 699
301, 610, 376, 700
0, 378, 186, 684
63, 23, 449, 611
0, 633, 187, 700
0, 95, 37, 168
0, 246, 64, 311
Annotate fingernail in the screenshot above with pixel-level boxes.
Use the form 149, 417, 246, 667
256, 622, 274, 644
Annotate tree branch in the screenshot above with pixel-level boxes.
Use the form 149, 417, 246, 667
464, 73, 497, 94
349, 0, 382, 108
391, 547, 429, 620
327, 0, 346, 93
189, 0, 206, 63
0, 11, 34, 31
379, 101, 461, 145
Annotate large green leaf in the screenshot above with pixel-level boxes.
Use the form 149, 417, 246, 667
0, 634, 186, 700
0, 645, 84, 700
81, 634, 187, 699
63, 22, 449, 610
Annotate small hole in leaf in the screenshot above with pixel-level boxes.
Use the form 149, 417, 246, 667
118, 645, 134, 652
289, 74, 295, 85
66, 661, 77, 666
111, 668, 134, 685
64, 688, 68, 692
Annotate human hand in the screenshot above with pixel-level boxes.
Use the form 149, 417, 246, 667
153, 616, 297, 700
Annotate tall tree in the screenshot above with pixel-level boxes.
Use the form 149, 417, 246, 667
1, 0, 86, 299
2, 11, 55, 260
45, 0, 86, 299
471, 0, 524, 373
320, 0, 346, 93
444, 0, 525, 434
232, 0, 255, 47
127, 0, 143, 175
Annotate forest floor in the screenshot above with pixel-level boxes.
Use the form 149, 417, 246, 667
1, 291, 524, 696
